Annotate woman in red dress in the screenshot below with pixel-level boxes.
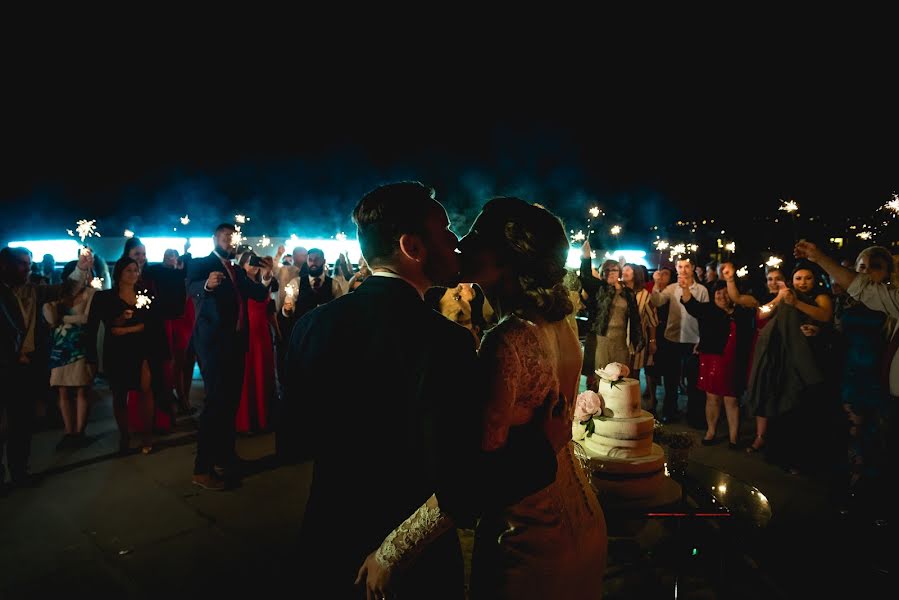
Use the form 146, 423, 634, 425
680, 274, 755, 449
236, 252, 277, 433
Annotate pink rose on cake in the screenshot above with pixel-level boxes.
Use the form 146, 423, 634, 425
573, 390, 604, 438
595, 362, 630, 382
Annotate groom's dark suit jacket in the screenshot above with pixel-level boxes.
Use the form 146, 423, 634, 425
281, 275, 559, 598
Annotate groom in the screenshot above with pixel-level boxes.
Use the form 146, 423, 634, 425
280, 182, 569, 598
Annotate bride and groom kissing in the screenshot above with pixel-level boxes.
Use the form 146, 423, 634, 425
281, 182, 607, 599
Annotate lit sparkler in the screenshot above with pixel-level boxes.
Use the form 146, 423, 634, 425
235, 214, 249, 224
571, 230, 586, 243
180, 215, 190, 225
68, 219, 101, 242
724, 242, 736, 253
778, 199, 799, 213
335, 232, 348, 242
759, 304, 772, 314
610, 225, 622, 236
588, 207, 601, 218
90, 277, 104, 290
736, 266, 749, 278
857, 231, 873, 240
257, 234, 272, 248
124, 229, 134, 238
135, 289, 153, 310
231, 225, 244, 248
765, 256, 783, 268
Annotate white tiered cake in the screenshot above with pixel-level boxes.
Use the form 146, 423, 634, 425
575, 364, 666, 500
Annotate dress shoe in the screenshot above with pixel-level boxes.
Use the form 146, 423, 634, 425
191, 474, 225, 491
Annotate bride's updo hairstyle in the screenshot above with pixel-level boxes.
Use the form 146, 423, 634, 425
478, 197, 573, 322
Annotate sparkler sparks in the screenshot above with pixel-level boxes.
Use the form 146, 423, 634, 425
765, 256, 783, 268
610, 225, 622, 236
235, 214, 248, 224
335, 232, 348, 242
257, 234, 272, 248
736, 266, 749, 278
68, 219, 101, 242
90, 277, 104, 290
778, 199, 799, 213
180, 215, 190, 225
571, 230, 586, 243
231, 225, 244, 248
124, 229, 134, 238
135, 290, 153, 310
857, 231, 873, 240
588, 207, 601, 218
724, 242, 736, 253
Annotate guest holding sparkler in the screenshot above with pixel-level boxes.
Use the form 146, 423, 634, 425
580, 241, 643, 391
722, 264, 788, 453
681, 266, 755, 448
622, 263, 657, 392
43, 261, 98, 448
187, 224, 273, 490
87, 257, 156, 455
746, 259, 833, 473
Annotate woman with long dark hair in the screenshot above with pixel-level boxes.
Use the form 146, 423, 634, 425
88, 257, 156, 454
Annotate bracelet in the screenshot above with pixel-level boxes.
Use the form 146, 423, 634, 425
649, 339, 656, 343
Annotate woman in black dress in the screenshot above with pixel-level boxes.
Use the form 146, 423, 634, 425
88, 257, 156, 454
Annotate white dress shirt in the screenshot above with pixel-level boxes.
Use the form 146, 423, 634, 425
651, 280, 709, 344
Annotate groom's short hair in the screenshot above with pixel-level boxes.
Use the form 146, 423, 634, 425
353, 181, 437, 267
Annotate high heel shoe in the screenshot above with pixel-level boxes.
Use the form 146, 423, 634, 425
746, 435, 765, 453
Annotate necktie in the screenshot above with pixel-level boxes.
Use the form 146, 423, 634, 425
224, 262, 246, 332
312, 277, 322, 290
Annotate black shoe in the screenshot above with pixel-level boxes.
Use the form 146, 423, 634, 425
728, 442, 740, 451
701, 437, 718, 446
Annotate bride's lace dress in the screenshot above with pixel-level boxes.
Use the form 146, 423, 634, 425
470, 316, 607, 599
372, 315, 607, 599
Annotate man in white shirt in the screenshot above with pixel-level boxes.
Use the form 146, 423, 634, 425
651, 257, 709, 423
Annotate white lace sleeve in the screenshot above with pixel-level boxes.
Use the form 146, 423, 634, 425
374, 495, 453, 571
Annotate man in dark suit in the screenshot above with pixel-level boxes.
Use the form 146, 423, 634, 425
280, 182, 569, 598
187, 224, 273, 490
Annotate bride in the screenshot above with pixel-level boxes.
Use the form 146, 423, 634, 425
356, 197, 607, 599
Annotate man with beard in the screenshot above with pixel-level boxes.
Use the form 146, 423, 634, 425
279, 182, 568, 598
281, 248, 348, 322
187, 223, 273, 490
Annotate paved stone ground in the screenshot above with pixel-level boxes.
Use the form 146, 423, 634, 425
1, 372, 890, 598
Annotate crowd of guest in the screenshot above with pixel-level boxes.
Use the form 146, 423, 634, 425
2, 221, 897, 522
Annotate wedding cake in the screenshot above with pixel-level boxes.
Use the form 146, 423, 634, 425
574, 363, 666, 500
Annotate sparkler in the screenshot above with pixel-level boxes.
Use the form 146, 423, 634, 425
669, 243, 686, 263
653, 240, 669, 268
124, 229, 134, 238
736, 266, 749, 279
610, 225, 622, 236
571, 230, 586, 243
778, 199, 800, 241
231, 225, 244, 248
68, 219, 101, 243
90, 277, 104, 290
135, 289, 153, 310
857, 231, 873, 240
759, 304, 772, 314
180, 215, 190, 225
589, 207, 601, 218
765, 256, 783, 268
257, 234, 272, 248
235, 214, 249, 224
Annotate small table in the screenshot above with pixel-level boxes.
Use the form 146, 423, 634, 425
598, 461, 773, 598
